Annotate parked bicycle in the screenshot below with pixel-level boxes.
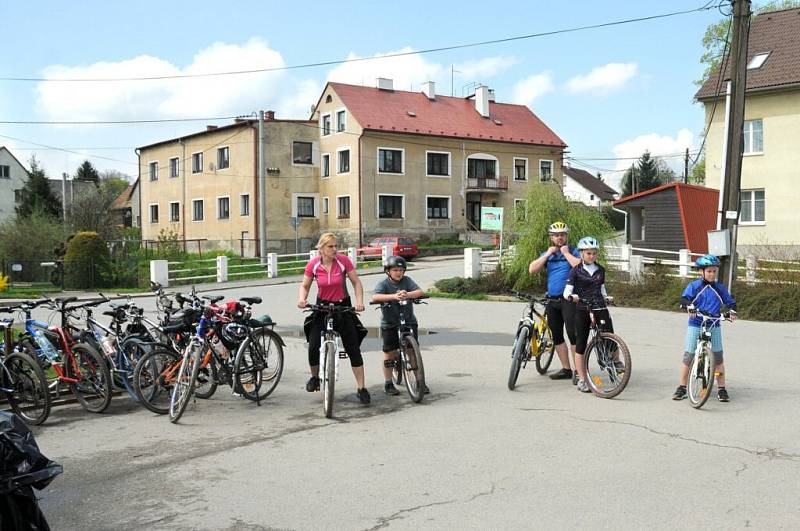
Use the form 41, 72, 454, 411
686, 310, 732, 409
0, 309, 50, 425
580, 297, 631, 399
370, 296, 428, 403
507, 292, 556, 390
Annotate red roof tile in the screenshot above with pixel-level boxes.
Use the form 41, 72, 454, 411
328, 82, 567, 148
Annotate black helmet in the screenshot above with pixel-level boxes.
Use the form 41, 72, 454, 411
384, 255, 407, 271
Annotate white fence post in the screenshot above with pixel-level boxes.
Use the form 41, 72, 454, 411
620, 244, 632, 272
465, 247, 481, 279
746, 255, 757, 285
267, 253, 278, 278
629, 255, 644, 284
679, 249, 690, 277
347, 247, 357, 265
309, 250, 318, 260
216, 255, 228, 283
150, 260, 169, 288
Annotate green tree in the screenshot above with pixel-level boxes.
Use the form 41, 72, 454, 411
696, 1, 800, 87
63, 231, 111, 289
689, 156, 706, 185
620, 151, 675, 197
15, 156, 61, 219
99, 169, 131, 198
74, 160, 100, 184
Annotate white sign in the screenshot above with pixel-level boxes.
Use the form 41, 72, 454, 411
725, 210, 738, 220
11, 264, 22, 272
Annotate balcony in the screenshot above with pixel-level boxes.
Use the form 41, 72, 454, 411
466, 176, 508, 191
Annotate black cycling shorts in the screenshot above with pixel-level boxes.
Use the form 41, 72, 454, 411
545, 298, 576, 346
381, 324, 418, 353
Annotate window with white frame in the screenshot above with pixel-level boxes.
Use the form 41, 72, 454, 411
467, 157, 496, 178
0, 165, 10, 178
217, 197, 230, 220
336, 110, 346, 132
378, 195, 403, 219
322, 197, 329, 215
149, 204, 159, 223
426, 152, 450, 176
169, 202, 180, 222
740, 189, 765, 223
192, 199, 204, 221
297, 196, 315, 217
169, 157, 179, 178
240, 194, 250, 216
426, 197, 450, 219
337, 196, 351, 219
378, 148, 403, 174
192, 152, 203, 173
293, 141, 313, 165
321, 114, 331, 136
149, 161, 158, 181
321, 153, 330, 178
514, 158, 528, 181
743, 119, 763, 154
338, 149, 350, 173
217, 147, 230, 169
539, 160, 553, 181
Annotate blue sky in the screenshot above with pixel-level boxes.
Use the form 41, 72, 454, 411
0, 0, 726, 190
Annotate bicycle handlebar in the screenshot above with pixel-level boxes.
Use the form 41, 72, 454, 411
509, 291, 549, 305
369, 295, 429, 306
303, 303, 356, 314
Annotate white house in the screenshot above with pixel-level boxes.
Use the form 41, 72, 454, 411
562, 165, 618, 207
0, 146, 30, 224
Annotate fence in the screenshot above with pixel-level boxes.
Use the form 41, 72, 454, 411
463, 246, 511, 278
1, 257, 145, 290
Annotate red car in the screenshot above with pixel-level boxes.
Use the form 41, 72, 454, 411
358, 236, 419, 260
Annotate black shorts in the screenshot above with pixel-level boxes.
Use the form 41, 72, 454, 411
381, 325, 418, 353
545, 297, 576, 346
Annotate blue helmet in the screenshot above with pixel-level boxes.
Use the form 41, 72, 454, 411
695, 254, 720, 268
576, 236, 599, 250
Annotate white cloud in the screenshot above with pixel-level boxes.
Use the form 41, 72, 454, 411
510, 72, 555, 109
604, 128, 696, 191
453, 56, 518, 80
565, 62, 637, 95
326, 47, 444, 91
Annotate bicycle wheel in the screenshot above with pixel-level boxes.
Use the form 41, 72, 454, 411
169, 342, 203, 423
534, 323, 556, 375
322, 339, 336, 419
194, 354, 218, 400
584, 333, 631, 399
133, 347, 180, 415
119, 338, 149, 400
508, 325, 529, 391
688, 344, 715, 409
67, 343, 113, 413
3, 352, 51, 426
233, 328, 285, 402
401, 334, 425, 403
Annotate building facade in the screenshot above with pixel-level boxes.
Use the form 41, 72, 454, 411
562, 165, 618, 207
0, 146, 30, 224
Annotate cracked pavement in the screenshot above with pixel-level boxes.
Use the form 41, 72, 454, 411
26, 259, 800, 529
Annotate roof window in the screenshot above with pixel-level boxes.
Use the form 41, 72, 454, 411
747, 52, 770, 70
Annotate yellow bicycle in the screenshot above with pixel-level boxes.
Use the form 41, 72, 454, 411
508, 292, 556, 390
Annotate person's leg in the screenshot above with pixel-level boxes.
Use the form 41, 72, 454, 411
337, 314, 367, 391
561, 299, 578, 374
546, 301, 572, 378
306, 318, 322, 391
573, 309, 590, 388
674, 326, 699, 399
381, 328, 400, 395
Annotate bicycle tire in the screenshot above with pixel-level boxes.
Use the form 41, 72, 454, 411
169, 342, 202, 423
67, 343, 113, 413
392, 352, 403, 387
322, 340, 336, 419
688, 344, 715, 409
584, 332, 631, 399
508, 325, 529, 390
119, 338, 149, 401
534, 323, 556, 375
401, 334, 425, 403
3, 352, 51, 426
233, 328, 284, 402
194, 354, 218, 400
132, 347, 180, 415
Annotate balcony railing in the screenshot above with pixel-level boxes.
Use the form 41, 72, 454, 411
466, 176, 508, 191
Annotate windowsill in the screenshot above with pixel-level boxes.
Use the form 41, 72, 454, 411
337, 216, 351, 220
218, 218, 230, 221
739, 221, 766, 226
321, 175, 331, 180
377, 171, 405, 176
192, 219, 204, 222
742, 152, 763, 157
427, 218, 450, 221
513, 178, 528, 182
378, 217, 404, 220
217, 166, 230, 171
240, 214, 250, 217
337, 171, 351, 176
426, 174, 451, 178
191, 171, 202, 175
292, 162, 314, 167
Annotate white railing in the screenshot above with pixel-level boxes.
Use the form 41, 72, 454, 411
464, 246, 515, 278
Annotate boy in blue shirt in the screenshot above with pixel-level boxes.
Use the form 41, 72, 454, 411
672, 254, 737, 402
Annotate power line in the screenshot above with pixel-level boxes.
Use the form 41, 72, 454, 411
0, 3, 722, 83
0, 116, 242, 125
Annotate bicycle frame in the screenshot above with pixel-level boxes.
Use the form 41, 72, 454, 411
320, 312, 342, 384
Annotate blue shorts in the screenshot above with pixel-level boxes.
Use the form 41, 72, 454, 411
683, 325, 723, 364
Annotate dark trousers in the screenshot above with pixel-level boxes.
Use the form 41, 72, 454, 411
307, 301, 364, 368
545, 298, 577, 346
574, 308, 614, 355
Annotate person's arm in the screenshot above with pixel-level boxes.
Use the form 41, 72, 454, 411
297, 275, 313, 308
346, 269, 365, 311
563, 267, 577, 301
563, 246, 581, 267
529, 247, 557, 274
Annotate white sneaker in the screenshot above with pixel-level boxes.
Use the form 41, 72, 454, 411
577, 379, 591, 393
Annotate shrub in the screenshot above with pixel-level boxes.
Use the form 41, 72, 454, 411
434, 270, 511, 297
64, 231, 111, 289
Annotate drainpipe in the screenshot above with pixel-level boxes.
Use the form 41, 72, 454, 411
357, 133, 364, 246
612, 206, 628, 242
179, 140, 186, 239
258, 111, 267, 263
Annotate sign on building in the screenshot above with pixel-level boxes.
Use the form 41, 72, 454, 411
480, 207, 504, 231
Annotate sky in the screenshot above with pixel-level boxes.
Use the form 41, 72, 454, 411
0, 0, 729, 191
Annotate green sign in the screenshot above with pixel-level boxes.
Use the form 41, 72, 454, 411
480, 207, 504, 231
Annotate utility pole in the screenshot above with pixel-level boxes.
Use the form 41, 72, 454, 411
61, 172, 67, 223
719, 0, 752, 289
684, 148, 689, 184
258, 111, 268, 264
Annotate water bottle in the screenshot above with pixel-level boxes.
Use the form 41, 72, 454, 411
100, 336, 116, 357
210, 336, 229, 360
34, 330, 60, 362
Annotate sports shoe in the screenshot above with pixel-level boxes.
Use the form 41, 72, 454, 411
357, 387, 371, 405
384, 382, 400, 395
305, 376, 320, 392
577, 379, 591, 393
549, 368, 573, 380
717, 388, 730, 402
672, 385, 687, 400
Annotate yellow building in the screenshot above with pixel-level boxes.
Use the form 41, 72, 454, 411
696, 7, 800, 255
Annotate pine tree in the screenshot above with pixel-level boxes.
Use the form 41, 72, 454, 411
15, 156, 62, 219
620, 151, 675, 197
75, 160, 100, 184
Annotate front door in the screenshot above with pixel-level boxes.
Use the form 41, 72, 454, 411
466, 200, 481, 230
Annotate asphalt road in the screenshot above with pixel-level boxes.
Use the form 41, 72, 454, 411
28, 259, 800, 530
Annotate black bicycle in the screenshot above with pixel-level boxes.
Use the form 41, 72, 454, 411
370, 296, 427, 403
578, 297, 631, 399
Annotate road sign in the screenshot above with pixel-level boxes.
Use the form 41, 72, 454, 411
289, 217, 300, 229
480, 207, 503, 231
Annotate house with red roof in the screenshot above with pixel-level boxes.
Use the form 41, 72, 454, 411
562, 165, 618, 207
313, 79, 567, 244
613, 182, 719, 254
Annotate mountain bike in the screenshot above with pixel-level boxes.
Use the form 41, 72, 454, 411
370, 296, 427, 403
304, 303, 356, 418
580, 298, 631, 399
686, 310, 732, 409
507, 292, 555, 390
0, 309, 51, 425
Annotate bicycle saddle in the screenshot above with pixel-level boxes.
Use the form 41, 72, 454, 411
239, 296, 262, 305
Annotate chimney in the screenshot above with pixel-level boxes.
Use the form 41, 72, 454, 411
475, 85, 490, 118
265, 110, 275, 120
488, 89, 496, 102
206, 125, 218, 131
422, 81, 435, 100
377, 77, 394, 91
